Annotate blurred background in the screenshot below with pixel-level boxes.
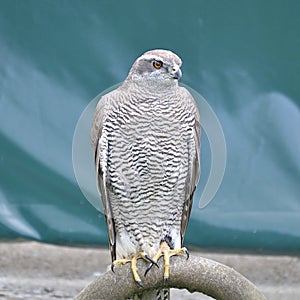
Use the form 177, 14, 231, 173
1, 0, 299, 252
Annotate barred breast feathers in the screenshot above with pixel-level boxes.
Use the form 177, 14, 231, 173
91, 84, 200, 259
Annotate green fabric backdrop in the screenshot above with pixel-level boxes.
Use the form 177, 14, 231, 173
0, 0, 299, 251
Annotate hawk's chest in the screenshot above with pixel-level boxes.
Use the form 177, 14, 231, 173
107, 97, 170, 129
105, 96, 193, 148
104, 97, 192, 180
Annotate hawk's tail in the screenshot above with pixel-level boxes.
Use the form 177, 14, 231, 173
132, 288, 170, 300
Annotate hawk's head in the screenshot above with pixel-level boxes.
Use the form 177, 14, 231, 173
127, 49, 182, 87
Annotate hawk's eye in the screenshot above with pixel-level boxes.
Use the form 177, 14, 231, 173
153, 60, 163, 69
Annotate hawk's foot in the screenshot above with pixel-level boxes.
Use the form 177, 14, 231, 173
145, 241, 189, 283
111, 252, 158, 287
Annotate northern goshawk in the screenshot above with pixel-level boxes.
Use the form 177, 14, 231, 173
91, 49, 200, 299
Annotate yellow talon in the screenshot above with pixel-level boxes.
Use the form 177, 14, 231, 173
146, 241, 189, 283
111, 258, 131, 271
111, 252, 153, 287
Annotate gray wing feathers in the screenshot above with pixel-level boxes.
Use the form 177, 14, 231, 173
180, 87, 201, 243
91, 93, 117, 261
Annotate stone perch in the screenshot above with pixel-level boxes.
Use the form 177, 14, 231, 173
75, 254, 267, 300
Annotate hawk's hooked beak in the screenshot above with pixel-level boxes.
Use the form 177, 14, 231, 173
170, 66, 182, 80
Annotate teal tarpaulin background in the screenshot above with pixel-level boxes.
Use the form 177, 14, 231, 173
0, 0, 299, 251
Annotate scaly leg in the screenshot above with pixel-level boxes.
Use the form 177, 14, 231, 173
112, 252, 158, 287
145, 241, 189, 283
